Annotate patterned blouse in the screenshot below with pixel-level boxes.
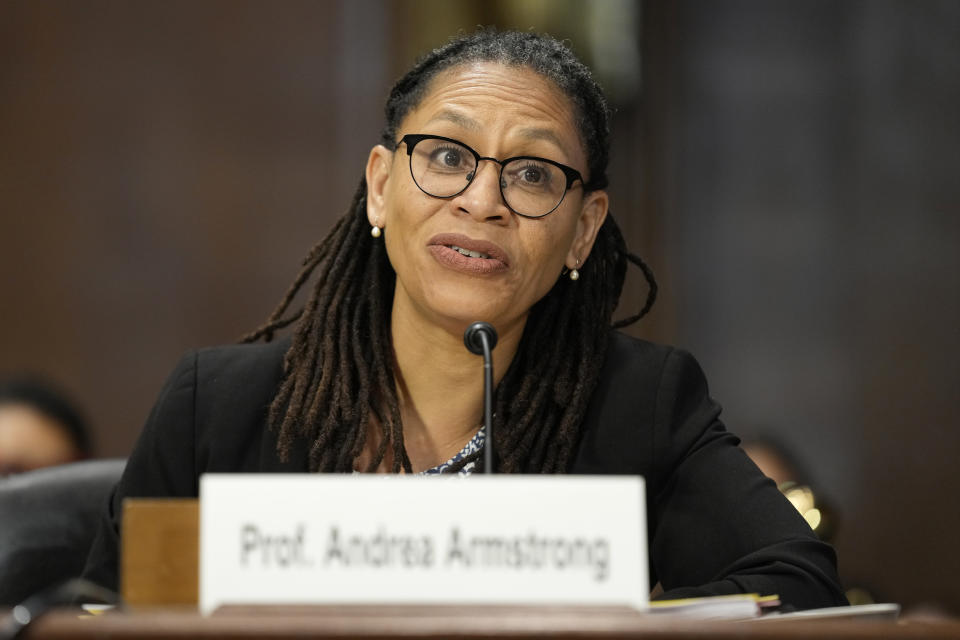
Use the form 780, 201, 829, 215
419, 426, 485, 475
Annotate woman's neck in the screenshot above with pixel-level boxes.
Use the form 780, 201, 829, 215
385, 293, 524, 472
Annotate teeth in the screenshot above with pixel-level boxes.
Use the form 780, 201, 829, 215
450, 245, 491, 259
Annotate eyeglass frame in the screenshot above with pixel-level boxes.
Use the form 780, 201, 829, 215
397, 133, 586, 219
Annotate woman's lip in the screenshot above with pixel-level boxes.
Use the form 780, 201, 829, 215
428, 233, 511, 266
427, 233, 510, 275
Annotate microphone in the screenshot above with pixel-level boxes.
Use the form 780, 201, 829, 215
463, 322, 498, 474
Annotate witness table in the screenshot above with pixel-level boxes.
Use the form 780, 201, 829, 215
13, 605, 960, 640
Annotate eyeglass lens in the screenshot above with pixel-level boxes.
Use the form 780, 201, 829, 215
408, 138, 569, 217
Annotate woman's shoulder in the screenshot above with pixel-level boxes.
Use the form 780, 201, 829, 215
600, 331, 700, 388
604, 330, 674, 368
136, 338, 294, 473
192, 337, 291, 382
573, 331, 716, 474
189, 338, 291, 438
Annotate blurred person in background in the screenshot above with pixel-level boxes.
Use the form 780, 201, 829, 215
0, 376, 91, 476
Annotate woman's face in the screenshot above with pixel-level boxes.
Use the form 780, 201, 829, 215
366, 62, 608, 338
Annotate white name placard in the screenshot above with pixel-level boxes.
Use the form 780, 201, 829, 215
199, 474, 647, 615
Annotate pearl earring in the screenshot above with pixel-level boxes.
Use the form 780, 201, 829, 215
371, 225, 382, 238
569, 259, 580, 281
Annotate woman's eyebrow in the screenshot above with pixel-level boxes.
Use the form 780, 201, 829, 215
425, 109, 481, 131
424, 111, 570, 157
517, 126, 569, 156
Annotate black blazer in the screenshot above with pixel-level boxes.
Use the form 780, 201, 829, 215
83, 332, 847, 609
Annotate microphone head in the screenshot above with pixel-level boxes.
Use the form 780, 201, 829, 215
463, 321, 498, 355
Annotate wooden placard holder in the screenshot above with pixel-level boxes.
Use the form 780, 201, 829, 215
121, 498, 199, 606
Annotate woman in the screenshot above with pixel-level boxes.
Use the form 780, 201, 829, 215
83, 30, 846, 609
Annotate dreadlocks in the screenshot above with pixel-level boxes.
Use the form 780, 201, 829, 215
243, 29, 657, 473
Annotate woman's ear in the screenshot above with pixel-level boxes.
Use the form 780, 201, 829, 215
566, 189, 609, 269
365, 144, 394, 227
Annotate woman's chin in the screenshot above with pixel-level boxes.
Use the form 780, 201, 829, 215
393, 271, 530, 336
419, 292, 517, 334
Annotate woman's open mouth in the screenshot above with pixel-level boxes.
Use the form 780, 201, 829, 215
428, 234, 510, 275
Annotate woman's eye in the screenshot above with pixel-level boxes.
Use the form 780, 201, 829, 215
430, 147, 466, 169
521, 166, 544, 184
510, 162, 552, 188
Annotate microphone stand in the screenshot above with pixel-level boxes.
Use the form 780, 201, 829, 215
463, 321, 498, 473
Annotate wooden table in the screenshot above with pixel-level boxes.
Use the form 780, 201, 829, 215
12, 605, 960, 639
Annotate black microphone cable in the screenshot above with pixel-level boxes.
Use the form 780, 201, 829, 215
0, 578, 118, 640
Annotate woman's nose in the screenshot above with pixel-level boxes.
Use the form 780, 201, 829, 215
453, 160, 510, 222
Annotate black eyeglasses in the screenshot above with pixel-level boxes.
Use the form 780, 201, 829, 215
398, 134, 585, 218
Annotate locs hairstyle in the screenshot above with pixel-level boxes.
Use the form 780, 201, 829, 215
244, 29, 656, 474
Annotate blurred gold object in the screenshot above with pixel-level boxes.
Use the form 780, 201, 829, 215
779, 482, 835, 541
845, 587, 876, 606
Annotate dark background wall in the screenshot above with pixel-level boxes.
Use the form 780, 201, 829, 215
642, 1, 959, 612
1, 0, 957, 614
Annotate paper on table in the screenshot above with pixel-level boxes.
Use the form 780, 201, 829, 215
754, 603, 900, 622
648, 593, 779, 620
